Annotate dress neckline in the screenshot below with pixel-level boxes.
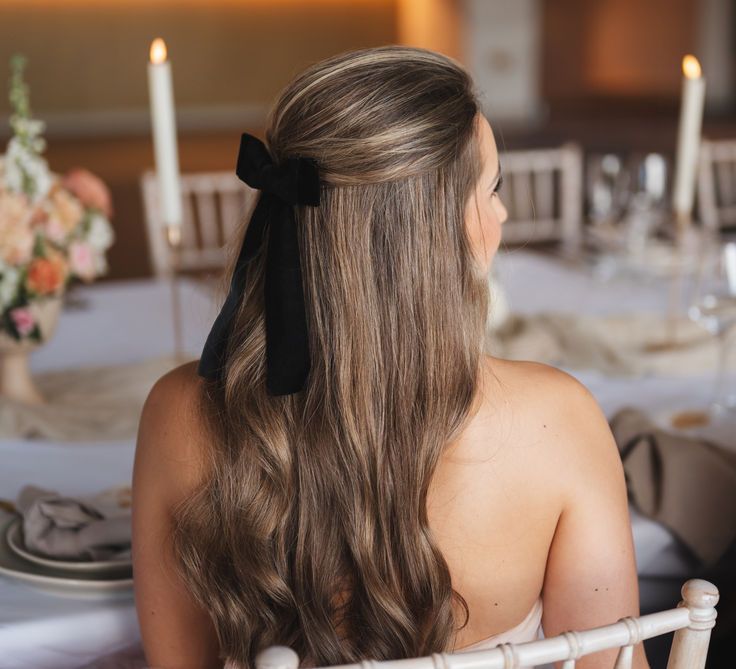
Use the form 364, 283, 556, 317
454, 596, 543, 652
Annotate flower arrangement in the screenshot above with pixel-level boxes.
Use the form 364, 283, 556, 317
0, 54, 114, 342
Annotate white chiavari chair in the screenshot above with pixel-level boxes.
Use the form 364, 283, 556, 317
698, 138, 736, 232
497, 143, 584, 254
140, 169, 258, 277
255, 579, 718, 669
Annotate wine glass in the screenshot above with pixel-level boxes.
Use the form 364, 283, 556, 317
585, 154, 632, 278
678, 240, 736, 426
586, 153, 630, 231
621, 153, 669, 254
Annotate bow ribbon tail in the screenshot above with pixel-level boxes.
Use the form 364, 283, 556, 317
264, 199, 311, 395
197, 194, 271, 381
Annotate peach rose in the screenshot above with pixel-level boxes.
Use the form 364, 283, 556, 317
62, 168, 113, 218
47, 188, 84, 237
26, 254, 67, 295
0, 191, 35, 266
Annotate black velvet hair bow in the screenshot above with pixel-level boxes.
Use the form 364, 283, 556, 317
197, 133, 320, 395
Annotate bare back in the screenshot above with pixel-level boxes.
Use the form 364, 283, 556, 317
133, 356, 648, 668
429, 356, 563, 647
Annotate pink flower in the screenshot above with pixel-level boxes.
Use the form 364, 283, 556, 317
45, 216, 68, 244
69, 241, 96, 281
62, 169, 113, 218
10, 307, 35, 337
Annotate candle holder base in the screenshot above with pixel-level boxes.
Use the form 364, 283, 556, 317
164, 225, 184, 360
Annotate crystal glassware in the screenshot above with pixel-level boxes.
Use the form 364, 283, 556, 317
675, 240, 736, 427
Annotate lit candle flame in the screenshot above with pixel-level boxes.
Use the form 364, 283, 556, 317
150, 38, 167, 65
682, 55, 701, 79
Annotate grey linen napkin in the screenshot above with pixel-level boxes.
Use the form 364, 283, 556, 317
610, 408, 736, 568
16, 485, 132, 561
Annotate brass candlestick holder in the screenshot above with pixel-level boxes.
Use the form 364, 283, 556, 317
165, 224, 184, 361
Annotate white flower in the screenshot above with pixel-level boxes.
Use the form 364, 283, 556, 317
0, 263, 22, 310
94, 251, 109, 276
86, 213, 115, 251
14, 118, 46, 138
4, 137, 52, 203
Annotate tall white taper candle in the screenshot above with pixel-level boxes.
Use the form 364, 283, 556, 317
147, 38, 182, 229
672, 55, 706, 224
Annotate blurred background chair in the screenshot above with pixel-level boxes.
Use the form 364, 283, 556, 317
256, 578, 719, 669
497, 143, 584, 253
698, 138, 736, 233
140, 169, 257, 278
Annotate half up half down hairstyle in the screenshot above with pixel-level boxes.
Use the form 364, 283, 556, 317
173, 45, 490, 668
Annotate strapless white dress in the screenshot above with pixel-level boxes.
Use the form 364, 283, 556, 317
455, 595, 544, 651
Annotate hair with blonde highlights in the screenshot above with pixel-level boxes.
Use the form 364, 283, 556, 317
172, 45, 490, 668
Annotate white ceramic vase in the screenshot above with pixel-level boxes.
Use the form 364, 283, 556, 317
0, 297, 62, 405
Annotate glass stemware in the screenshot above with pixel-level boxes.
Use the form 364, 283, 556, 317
674, 240, 736, 427
622, 153, 669, 254
586, 153, 629, 228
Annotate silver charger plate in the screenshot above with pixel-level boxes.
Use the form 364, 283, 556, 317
6, 518, 132, 573
0, 515, 133, 593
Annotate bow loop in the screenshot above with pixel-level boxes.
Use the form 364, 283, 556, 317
236, 134, 320, 206
198, 132, 320, 395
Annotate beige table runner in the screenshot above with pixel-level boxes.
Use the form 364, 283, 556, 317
487, 312, 731, 377
0, 355, 193, 441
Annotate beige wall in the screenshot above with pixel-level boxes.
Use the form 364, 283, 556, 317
0, 0, 396, 136
584, 0, 697, 95
542, 0, 700, 109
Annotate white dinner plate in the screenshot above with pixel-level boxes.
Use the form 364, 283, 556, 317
0, 515, 133, 594
5, 518, 132, 573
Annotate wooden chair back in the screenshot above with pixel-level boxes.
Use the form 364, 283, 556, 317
141, 144, 584, 276
497, 143, 584, 253
255, 579, 718, 669
698, 138, 736, 231
140, 169, 258, 277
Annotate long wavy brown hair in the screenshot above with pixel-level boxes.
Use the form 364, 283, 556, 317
172, 45, 490, 668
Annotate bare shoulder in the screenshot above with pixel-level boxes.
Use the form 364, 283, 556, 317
483, 356, 620, 501
484, 356, 597, 409
487, 359, 648, 665
143, 359, 203, 413
133, 363, 223, 667
135, 360, 212, 503
484, 356, 609, 434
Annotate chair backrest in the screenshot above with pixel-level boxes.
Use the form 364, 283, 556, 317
140, 169, 258, 277
141, 144, 584, 276
497, 143, 584, 253
254, 578, 718, 669
698, 138, 736, 232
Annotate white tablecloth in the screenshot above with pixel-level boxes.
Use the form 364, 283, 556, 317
0, 253, 725, 669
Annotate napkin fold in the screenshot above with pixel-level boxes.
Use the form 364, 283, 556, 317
610, 408, 736, 568
16, 484, 132, 561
